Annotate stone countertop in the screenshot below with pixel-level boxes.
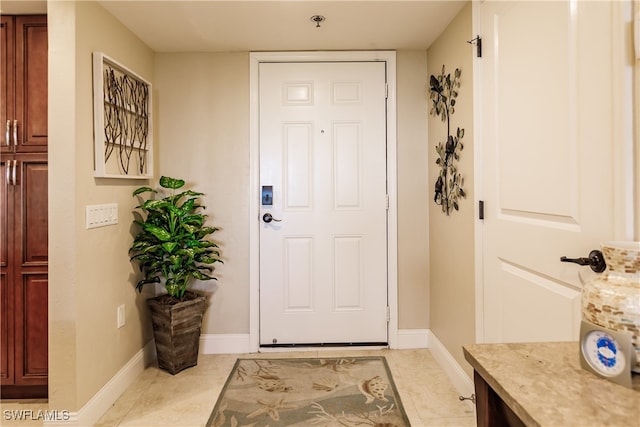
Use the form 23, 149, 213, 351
463, 342, 640, 427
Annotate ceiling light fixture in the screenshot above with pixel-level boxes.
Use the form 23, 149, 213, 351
310, 15, 326, 28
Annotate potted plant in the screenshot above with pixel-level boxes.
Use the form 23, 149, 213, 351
129, 176, 222, 374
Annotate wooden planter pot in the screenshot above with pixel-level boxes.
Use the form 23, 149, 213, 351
146, 293, 206, 375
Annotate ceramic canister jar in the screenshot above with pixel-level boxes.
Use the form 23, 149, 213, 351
581, 241, 640, 373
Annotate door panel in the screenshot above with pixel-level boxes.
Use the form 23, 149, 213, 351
2, 154, 47, 388
15, 273, 47, 384
334, 236, 364, 310
1, 158, 10, 275
283, 237, 313, 310
480, 1, 619, 343
0, 158, 13, 383
0, 155, 15, 384
18, 156, 48, 264
284, 123, 312, 208
0, 272, 11, 383
15, 16, 48, 153
334, 123, 361, 208
1, 16, 15, 152
259, 62, 388, 345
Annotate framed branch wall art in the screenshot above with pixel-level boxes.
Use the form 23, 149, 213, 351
93, 52, 153, 179
429, 65, 466, 215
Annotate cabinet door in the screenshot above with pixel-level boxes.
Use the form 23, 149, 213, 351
0, 270, 12, 384
15, 16, 47, 153
0, 16, 15, 152
0, 16, 48, 398
12, 154, 48, 386
0, 157, 15, 385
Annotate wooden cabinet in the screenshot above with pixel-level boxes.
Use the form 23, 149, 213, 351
472, 370, 526, 427
1, 15, 48, 153
464, 343, 640, 427
0, 15, 48, 399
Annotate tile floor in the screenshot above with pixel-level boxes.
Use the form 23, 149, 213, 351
2, 349, 476, 426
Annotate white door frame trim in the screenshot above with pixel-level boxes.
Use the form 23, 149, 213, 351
471, 0, 485, 344
249, 51, 398, 352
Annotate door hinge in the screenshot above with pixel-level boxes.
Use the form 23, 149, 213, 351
385, 83, 388, 99
386, 306, 390, 322
385, 194, 389, 210
467, 35, 482, 58
479, 200, 484, 220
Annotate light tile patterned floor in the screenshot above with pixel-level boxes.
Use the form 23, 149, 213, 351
1, 349, 476, 426
95, 349, 475, 427
0, 400, 49, 426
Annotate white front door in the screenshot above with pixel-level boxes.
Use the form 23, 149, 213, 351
478, 1, 632, 342
258, 61, 388, 345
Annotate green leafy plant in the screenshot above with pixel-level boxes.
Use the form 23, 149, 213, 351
129, 176, 222, 299
430, 65, 466, 215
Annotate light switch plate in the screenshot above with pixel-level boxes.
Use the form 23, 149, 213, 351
86, 203, 118, 229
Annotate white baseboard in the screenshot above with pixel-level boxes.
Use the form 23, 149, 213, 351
199, 333, 252, 354
397, 328, 430, 349
200, 331, 430, 354
397, 329, 474, 400
199, 331, 429, 354
426, 330, 474, 409
44, 340, 156, 426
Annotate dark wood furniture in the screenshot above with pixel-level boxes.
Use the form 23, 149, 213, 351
1, 14, 48, 399
464, 342, 640, 427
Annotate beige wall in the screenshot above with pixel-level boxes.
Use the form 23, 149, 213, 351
396, 51, 430, 328
154, 51, 431, 333
636, 0, 640, 240
45, 0, 638, 413
49, 0, 155, 410
47, 0, 433, 412
427, 2, 476, 377
154, 53, 251, 333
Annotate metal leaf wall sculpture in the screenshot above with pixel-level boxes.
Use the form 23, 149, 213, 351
429, 65, 466, 215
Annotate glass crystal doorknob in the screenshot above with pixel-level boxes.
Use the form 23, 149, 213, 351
262, 213, 282, 223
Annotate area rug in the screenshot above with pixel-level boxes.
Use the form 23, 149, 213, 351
207, 356, 410, 427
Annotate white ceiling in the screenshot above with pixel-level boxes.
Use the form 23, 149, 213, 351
2, 1, 468, 53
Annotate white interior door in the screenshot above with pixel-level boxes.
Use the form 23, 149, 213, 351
479, 1, 629, 343
259, 61, 388, 345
